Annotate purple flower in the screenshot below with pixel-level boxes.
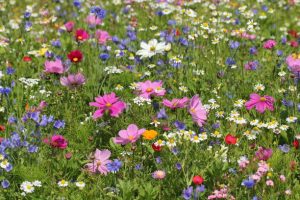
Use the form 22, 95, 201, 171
60, 73, 86, 89
182, 186, 193, 200
157, 108, 168, 119
107, 159, 122, 173
278, 144, 290, 153
242, 178, 255, 188
255, 147, 273, 161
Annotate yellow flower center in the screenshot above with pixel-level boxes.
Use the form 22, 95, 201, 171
78, 36, 83, 40
106, 103, 112, 107
150, 46, 156, 52
73, 57, 78, 62
260, 97, 266, 102
128, 135, 134, 141
190, 108, 195, 113
96, 161, 101, 166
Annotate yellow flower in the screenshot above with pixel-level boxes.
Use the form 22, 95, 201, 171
143, 130, 158, 140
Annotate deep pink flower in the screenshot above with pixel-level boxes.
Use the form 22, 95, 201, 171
263, 39, 276, 49
75, 29, 89, 42
44, 135, 68, 149
60, 73, 85, 89
85, 149, 111, 175
188, 95, 207, 127
44, 59, 65, 74
286, 54, 300, 74
86, 15, 102, 27
245, 93, 274, 113
95, 30, 111, 44
137, 80, 166, 99
113, 124, 145, 145
162, 97, 189, 109
89, 92, 126, 119
64, 21, 75, 32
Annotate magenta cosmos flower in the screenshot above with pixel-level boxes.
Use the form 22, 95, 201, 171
43, 135, 68, 149
188, 95, 207, 127
89, 92, 126, 119
163, 97, 189, 109
44, 59, 65, 74
60, 73, 85, 89
286, 54, 300, 74
113, 124, 146, 145
263, 39, 276, 49
137, 80, 166, 99
255, 147, 273, 161
85, 149, 111, 175
245, 93, 274, 113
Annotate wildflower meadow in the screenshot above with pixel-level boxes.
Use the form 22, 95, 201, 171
1, 0, 300, 199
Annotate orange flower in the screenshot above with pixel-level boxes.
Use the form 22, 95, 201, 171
143, 130, 158, 140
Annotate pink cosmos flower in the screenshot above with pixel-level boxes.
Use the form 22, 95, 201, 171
263, 39, 276, 49
64, 21, 75, 32
137, 80, 166, 99
43, 135, 68, 149
113, 124, 146, 145
95, 30, 111, 44
245, 93, 274, 113
266, 180, 274, 186
286, 54, 300, 74
86, 15, 102, 27
188, 95, 207, 127
60, 73, 85, 89
44, 59, 65, 74
89, 92, 126, 119
162, 97, 189, 109
85, 149, 111, 175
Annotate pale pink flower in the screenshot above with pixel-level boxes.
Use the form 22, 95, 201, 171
85, 149, 111, 175
60, 73, 85, 89
162, 97, 189, 109
44, 59, 65, 74
95, 30, 111, 44
86, 15, 102, 27
136, 80, 166, 99
286, 54, 300, 74
113, 124, 145, 145
266, 180, 274, 186
188, 95, 207, 127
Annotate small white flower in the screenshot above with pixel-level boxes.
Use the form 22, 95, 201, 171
286, 116, 297, 123
75, 181, 86, 189
32, 180, 42, 187
20, 181, 35, 193
58, 180, 69, 187
254, 83, 265, 91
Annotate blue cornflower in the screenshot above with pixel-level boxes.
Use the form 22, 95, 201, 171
6, 67, 15, 75
175, 163, 182, 170
73, 0, 82, 8
107, 159, 122, 173
1, 180, 10, 189
226, 57, 236, 66
155, 157, 162, 164
242, 178, 255, 189
99, 53, 110, 61
229, 40, 240, 49
28, 145, 38, 153
90, 6, 106, 19
24, 11, 31, 19
174, 121, 186, 130
0, 87, 11, 95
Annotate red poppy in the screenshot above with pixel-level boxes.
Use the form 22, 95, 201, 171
152, 143, 162, 152
288, 30, 298, 38
23, 56, 32, 62
75, 29, 89, 42
0, 125, 5, 132
192, 175, 204, 185
293, 140, 299, 149
225, 134, 237, 145
67, 50, 83, 63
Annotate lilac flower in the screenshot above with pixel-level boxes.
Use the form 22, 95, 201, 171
279, 144, 290, 153
174, 121, 186, 130
157, 108, 168, 119
182, 186, 193, 200
53, 120, 65, 129
242, 178, 255, 188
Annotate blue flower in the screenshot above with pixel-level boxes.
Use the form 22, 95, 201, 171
182, 186, 193, 200
90, 6, 106, 19
175, 163, 182, 170
157, 108, 168, 119
242, 178, 255, 189
225, 57, 236, 66
1, 180, 10, 189
107, 159, 122, 173
54, 120, 65, 129
99, 53, 110, 61
174, 121, 186, 130
229, 40, 240, 49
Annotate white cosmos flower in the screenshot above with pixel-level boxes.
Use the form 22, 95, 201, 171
136, 39, 167, 59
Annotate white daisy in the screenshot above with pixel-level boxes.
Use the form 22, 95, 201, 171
136, 39, 168, 59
